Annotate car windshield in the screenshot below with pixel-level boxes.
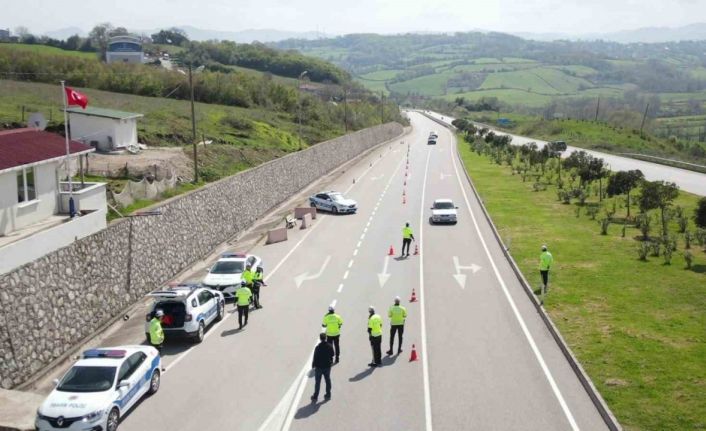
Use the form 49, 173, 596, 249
434, 201, 455, 209
330, 193, 345, 202
211, 261, 244, 274
57, 366, 116, 393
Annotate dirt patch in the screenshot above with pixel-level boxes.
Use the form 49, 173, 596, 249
604, 378, 629, 387
86, 147, 193, 180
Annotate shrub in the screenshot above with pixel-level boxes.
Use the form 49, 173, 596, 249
684, 230, 692, 249
638, 241, 650, 261
650, 240, 661, 257
677, 215, 688, 234
576, 206, 582, 218
561, 191, 572, 204
622, 223, 627, 238
637, 213, 652, 240
599, 217, 610, 235
684, 250, 694, 269
532, 182, 545, 192
586, 205, 599, 220
695, 197, 706, 229
696, 228, 706, 250
663, 237, 676, 265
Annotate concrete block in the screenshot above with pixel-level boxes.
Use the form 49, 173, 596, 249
266, 227, 288, 244
294, 207, 317, 220
0, 388, 44, 431
300, 213, 312, 229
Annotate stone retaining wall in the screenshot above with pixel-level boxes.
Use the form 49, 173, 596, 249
0, 123, 404, 388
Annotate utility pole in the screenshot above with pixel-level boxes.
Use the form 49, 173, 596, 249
188, 63, 198, 183
640, 103, 650, 136
343, 87, 348, 133
595, 97, 600, 122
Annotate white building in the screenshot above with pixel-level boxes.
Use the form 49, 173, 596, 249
106, 35, 144, 64
0, 129, 107, 274
66, 106, 143, 152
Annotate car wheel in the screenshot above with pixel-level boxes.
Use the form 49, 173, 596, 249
193, 321, 205, 343
106, 408, 120, 431
148, 369, 161, 395
215, 300, 224, 322
332, 206, 338, 214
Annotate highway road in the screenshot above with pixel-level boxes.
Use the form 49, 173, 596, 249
423, 110, 706, 197
119, 112, 609, 430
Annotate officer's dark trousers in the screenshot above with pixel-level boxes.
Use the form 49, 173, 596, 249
312, 367, 331, 399
326, 335, 340, 360
389, 325, 404, 353
402, 238, 412, 255
252, 285, 261, 308
540, 270, 549, 288
370, 335, 382, 365
237, 305, 249, 328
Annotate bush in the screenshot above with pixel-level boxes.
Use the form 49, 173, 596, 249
599, 217, 610, 235
663, 237, 676, 265
696, 228, 706, 250
677, 215, 688, 234
586, 205, 599, 220
637, 213, 652, 240
638, 241, 650, 261
561, 191, 572, 204
684, 250, 694, 269
650, 240, 661, 257
684, 230, 692, 249
695, 197, 706, 228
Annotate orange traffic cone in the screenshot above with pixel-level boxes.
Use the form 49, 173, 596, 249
410, 288, 417, 302
388, 245, 395, 256
402, 196, 406, 204
413, 244, 419, 255
403, 180, 406, 186
405, 172, 408, 177
402, 189, 406, 196
409, 344, 418, 362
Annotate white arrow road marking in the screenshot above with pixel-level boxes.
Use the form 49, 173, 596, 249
452, 256, 482, 289
377, 255, 391, 288
294, 255, 331, 288
370, 174, 385, 181
440, 173, 452, 180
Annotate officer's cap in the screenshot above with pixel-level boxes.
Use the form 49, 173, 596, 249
368, 306, 375, 313
155, 309, 164, 317
541, 244, 548, 251
328, 305, 335, 312
394, 296, 401, 304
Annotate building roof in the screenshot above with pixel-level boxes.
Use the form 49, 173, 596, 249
65, 106, 143, 120
0, 128, 94, 172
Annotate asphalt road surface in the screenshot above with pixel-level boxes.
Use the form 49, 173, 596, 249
119, 112, 608, 431
423, 110, 706, 197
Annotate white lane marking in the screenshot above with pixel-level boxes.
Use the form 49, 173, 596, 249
364, 227, 368, 233
419, 150, 433, 431
360, 233, 365, 240
165, 215, 327, 373
348, 259, 354, 268
337, 284, 344, 293
357, 241, 362, 248
343, 270, 349, 280
450, 136, 580, 430
353, 249, 358, 256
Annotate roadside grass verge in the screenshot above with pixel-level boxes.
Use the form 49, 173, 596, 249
458, 143, 706, 430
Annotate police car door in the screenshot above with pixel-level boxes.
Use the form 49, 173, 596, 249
315, 193, 329, 210
198, 290, 218, 325
117, 352, 148, 412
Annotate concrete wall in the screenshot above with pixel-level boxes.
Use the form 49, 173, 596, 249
0, 163, 59, 236
0, 122, 404, 388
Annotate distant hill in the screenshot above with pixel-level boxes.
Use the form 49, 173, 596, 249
515, 22, 706, 43
41, 26, 86, 39
176, 26, 329, 43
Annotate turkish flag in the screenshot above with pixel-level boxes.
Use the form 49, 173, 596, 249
64, 86, 88, 109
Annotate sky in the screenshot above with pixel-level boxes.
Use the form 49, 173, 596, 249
3, 0, 706, 36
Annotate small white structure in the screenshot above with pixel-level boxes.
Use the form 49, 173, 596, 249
0, 129, 107, 274
106, 35, 144, 64
66, 106, 143, 152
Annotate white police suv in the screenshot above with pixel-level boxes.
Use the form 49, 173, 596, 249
145, 283, 225, 343
309, 191, 358, 214
35, 346, 161, 431
202, 253, 262, 300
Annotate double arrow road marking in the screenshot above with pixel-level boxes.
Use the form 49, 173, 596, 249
294, 255, 331, 289
453, 256, 482, 289
378, 255, 391, 288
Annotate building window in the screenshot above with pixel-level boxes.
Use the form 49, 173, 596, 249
16, 167, 36, 203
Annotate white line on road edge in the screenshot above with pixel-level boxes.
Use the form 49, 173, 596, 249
450, 137, 580, 431
418, 150, 433, 431
337, 284, 344, 293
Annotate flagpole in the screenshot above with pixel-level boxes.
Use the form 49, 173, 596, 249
60, 80, 75, 218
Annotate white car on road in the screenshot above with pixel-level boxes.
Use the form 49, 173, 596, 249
430, 199, 458, 224
145, 283, 225, 343
309, 191, 358, 214
35, 346, 161, 431
202, 252, 262, 299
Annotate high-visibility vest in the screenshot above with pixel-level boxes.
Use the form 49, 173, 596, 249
242, 269, 254, 285
368, 314, 383, 337
322, 313, 343, 336
235, 287, 252, 306
149, 317, 164, 345
402, 226, 413, 239
253, 271, 263, 282
388, 305, 407, 326
540, 251, 553, 271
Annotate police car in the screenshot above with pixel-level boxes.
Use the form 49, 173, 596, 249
202, 252, 262, 300
309, 191, 358, 214
145, 283, 225, 343
35, 346, 161, 431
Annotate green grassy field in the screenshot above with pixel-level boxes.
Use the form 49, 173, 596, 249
458, 143, 706, 430
0, 43, 98, 59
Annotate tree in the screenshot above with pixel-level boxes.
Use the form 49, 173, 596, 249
695, 197, 706, 229
639, 181, 680, 238
89, 22, 114, 60
151, 28, 189, 46
65, 34, 82, 51
109, 27, 129, 37
14, 26, 29, 39
606, 170, 644, 217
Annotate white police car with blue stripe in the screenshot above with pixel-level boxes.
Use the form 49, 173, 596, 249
35, 346, 161, 431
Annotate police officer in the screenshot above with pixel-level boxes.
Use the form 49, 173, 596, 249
252, 265, 266, 309
322, 305, 343, 363
539, 244, 554, 293
149, 309, 165, 354
235, 281, 252, 329
242, 264, 255, 288
386, 296, 407, 355
401, 222, 415, 257
367, 306, 383, 367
